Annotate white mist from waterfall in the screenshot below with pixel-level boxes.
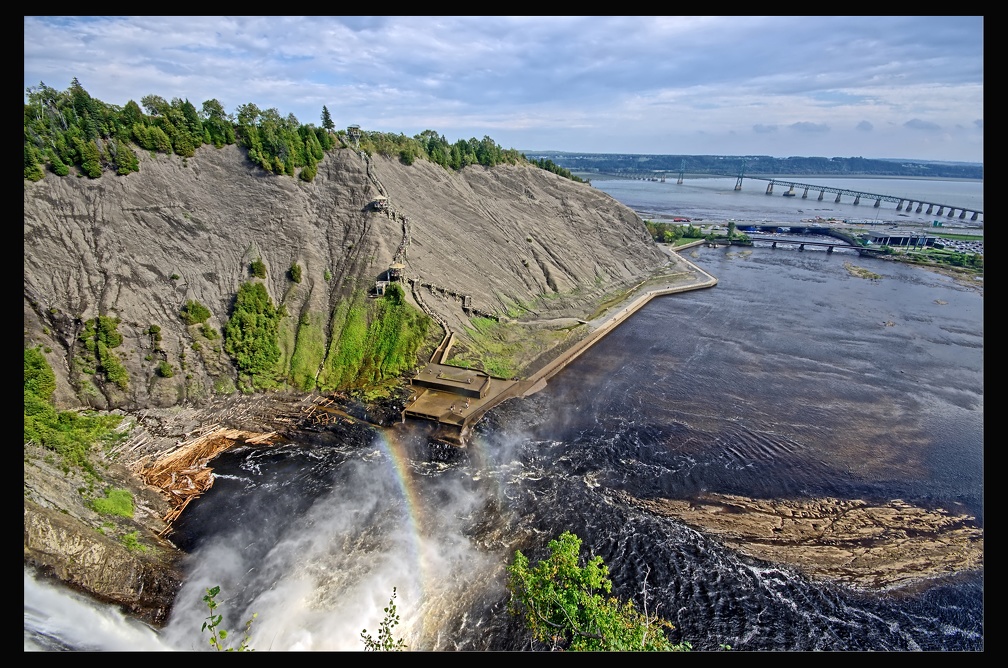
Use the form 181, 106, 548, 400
25, 428, 526, 652
157, 441, 505, 651
24, 567, 173, 651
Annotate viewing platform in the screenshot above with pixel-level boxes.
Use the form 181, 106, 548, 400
402, 362, 518, 433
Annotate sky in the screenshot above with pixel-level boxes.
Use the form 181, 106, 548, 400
24, 16, 984, 163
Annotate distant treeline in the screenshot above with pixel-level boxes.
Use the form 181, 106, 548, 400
528, 158, 587, 183
24, 79, 556, 183
525, 151, 983, 181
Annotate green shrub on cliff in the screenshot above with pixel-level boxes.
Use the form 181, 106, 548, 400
182, 300, 212, 325
24, 346, 55, 402
78, 315, 129, 391
24, 346, 123, 473
90, 487, 134, 518
223, 282, 281, 390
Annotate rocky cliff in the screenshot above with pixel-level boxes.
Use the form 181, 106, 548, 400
23, 146, 982, 630
24, 144, 666, 412
23, 144, 669, 625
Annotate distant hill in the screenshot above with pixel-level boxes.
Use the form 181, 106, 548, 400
523, 152, 983, 181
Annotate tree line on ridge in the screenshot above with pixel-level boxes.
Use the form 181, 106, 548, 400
24, 78, 560, 183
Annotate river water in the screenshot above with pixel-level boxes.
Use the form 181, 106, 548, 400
25, 177, 983, 651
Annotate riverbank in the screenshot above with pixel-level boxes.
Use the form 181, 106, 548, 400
523, 245, 717, 389
400, 246, 719, 442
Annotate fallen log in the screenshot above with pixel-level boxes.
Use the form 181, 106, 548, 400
133, 427, 278, 531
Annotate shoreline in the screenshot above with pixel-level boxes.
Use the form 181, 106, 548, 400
523, 245, 716, 389
408, 247, 719, 443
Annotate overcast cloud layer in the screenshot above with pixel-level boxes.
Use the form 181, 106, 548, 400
24, 16, 983, 163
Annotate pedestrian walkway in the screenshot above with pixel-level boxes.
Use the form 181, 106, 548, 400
400, 247, 717, 444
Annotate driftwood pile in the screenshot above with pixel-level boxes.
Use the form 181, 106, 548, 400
129, 426, 277, 532
301, 395, 363, 428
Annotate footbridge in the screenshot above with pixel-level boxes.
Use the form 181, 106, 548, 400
738, 176, 982, 223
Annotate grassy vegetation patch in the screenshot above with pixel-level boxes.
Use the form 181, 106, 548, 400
453, 317, 553, 379
933, 233, 983, 241
120, 530, 148, 552
843, 261, 882, 280
25, 346, 126, 474
322, 296, 368, 390
90, 487, 134, 518
316, 285, 432, 392
290, 311, 327, 392
587, 290, 635, 321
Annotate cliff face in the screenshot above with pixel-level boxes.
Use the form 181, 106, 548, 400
24, 145, 666, 411
23, 145, 668, 623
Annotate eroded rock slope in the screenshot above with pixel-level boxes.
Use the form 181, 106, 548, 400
24, 145, 666, 411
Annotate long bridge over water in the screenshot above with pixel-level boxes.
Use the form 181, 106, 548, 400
735, 175, 983, 223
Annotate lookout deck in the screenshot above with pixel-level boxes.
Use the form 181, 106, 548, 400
402, 362, 519, 434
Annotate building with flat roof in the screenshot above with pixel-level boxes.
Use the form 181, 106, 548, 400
866, 232, 936, 248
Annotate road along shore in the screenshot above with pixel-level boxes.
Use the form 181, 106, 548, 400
443, 246, 717, 441
523, 244, 716, 391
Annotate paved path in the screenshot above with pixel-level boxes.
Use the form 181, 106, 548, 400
408, 244, 718, 443
521, 244, 717, 392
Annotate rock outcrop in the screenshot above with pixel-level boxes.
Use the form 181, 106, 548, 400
628, 492, 983, 592
24, 439, 184, 626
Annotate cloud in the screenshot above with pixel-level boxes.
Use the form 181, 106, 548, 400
789, 122, 830, 133
23, 15, 984, 162
856, 121, 873, 132
904, 118, 942, 131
